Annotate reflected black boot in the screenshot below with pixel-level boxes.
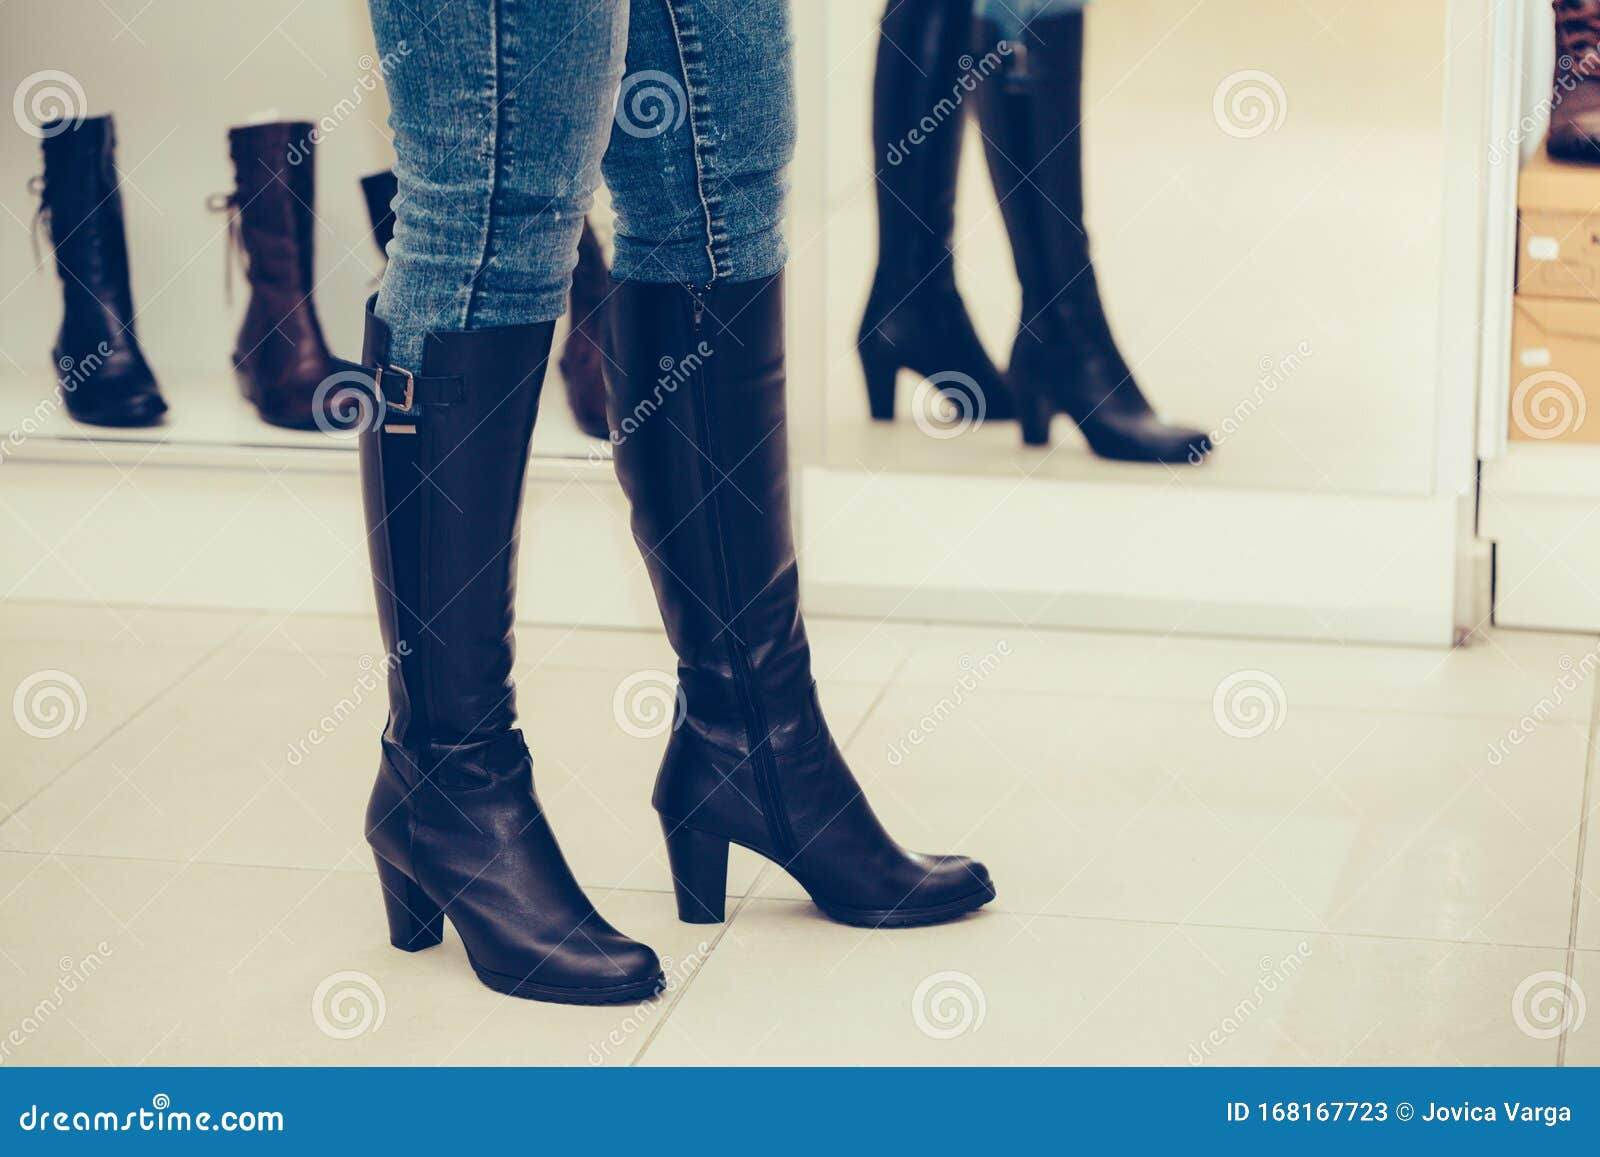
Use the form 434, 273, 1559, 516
975, 15, 1210, 461
608, 275, 996, 927
34, 115, 167, 427
360, 169, 398, 259
558, 219, 613, 441
357, 301, 662, 1004
857, 0, 1013, 424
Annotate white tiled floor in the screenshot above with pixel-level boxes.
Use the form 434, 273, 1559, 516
0, 600, 1595, 1066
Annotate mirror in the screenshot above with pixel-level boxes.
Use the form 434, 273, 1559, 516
822, 0, 1452, 494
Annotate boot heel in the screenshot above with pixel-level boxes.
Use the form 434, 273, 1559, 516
860, 345, 900, 422
661, 820, 729, 924
1019, 385, 1054, 448
374, 854, 444, 952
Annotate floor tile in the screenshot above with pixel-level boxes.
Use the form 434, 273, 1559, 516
1562, 951, 1599, 1064
1578, 789, 1600, 950
0, 852, 712, 1066
893, 624, 1600, 725
1, 638, 221, 824
752, 690, 1586, 947
0, 644, 879, 904
0, 602, 249, 649
640, 901, 1563, 1066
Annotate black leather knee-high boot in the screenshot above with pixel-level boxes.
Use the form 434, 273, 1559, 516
608, 275, 996, 928
35, 115, 167, 428
357, 301, 662, 1004
975, 14, 1210, 461
857, 0, 1013, 424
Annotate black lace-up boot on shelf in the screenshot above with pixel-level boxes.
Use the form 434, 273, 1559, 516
1551, 0, 1600, 162
214, 122, 340, 430
356, 299, 662, 1004
857, 0, 1014, 424
607, 274, 996, 928
974, 14, 1210, 461
34, 115, 167, 427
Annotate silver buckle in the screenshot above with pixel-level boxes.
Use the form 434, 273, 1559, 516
377, 365, 416, 435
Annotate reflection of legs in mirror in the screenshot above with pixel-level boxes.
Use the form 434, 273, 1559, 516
1550, 0, 1600, 163
974, 4, 1212, 462
356, 0, 662, 1005
606, 0, 996, 928
858, 0, 1014, 425
559, 219, 614, 440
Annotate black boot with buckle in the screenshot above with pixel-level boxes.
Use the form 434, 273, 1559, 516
355, 298, 662, 1004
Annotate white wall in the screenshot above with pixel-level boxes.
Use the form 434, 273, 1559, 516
2, 0, 394, 378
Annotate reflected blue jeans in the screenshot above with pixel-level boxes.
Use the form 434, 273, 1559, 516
368, 0, 796, 370
973, 0, 1088, 38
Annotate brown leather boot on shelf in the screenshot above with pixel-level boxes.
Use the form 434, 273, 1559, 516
558, 218, 611, 440
1551, 1, 1600, 162
212, 122, 342, 430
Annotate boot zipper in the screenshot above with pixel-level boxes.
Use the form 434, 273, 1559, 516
685, 286, 796, 860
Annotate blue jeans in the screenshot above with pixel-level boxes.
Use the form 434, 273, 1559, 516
368, 0, 796, 371
973, 0, 1087, 38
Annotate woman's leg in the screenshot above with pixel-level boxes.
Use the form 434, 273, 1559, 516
972, 0, 1088, 40
603, 0, 996, 928
973, 0, 1211, 460
356, 0, 663, 1004
857, 0, 1013, 425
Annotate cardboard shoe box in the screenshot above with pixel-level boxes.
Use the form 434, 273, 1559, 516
1509, 296, 1600, 443
1510, 148, 1600, 444
1517, 148, 1600, 299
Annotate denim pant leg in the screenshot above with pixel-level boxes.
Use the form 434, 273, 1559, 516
368, 0, 627, 370
604, 0, 796, 286
973, 0, 1089, 39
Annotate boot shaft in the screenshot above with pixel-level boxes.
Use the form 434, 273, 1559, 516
606, 276, 818, 749
871, 0, 978, 280
358, 302, 556, 746
38, 115, 135, 315
226, 121, 318, 294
